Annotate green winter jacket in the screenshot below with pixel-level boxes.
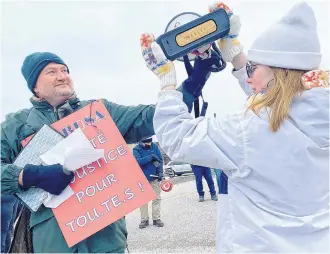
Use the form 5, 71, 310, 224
1, 96, 155, 253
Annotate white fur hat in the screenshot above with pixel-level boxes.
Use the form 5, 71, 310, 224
248, 2, 321, 70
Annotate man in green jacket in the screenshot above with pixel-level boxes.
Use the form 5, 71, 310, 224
1, 52, 159, 253
1, 51, 221, 252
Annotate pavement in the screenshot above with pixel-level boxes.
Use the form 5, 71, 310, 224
125, 176, 218, 253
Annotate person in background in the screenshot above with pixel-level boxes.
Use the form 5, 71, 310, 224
133, 138, 164, 228
213, 169, 228, 194
191, 165, 218, 202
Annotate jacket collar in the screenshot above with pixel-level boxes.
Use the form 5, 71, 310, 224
30, 93, 80, 111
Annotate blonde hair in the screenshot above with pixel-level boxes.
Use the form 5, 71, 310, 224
247, 68, 306, 132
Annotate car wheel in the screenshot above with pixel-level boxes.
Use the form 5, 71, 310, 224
166, 168, 175, 178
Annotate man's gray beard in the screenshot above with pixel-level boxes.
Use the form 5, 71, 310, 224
55, 89, 75, 97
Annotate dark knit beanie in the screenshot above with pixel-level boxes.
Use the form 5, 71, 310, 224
21, 52, 69, 93
141, 138, 153, 143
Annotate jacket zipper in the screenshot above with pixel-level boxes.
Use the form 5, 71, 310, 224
53, 107, 59, 121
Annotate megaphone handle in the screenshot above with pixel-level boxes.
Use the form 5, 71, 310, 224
211, 42, 227, 72
211, 42, 221, 56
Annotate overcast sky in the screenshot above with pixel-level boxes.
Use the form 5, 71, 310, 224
1, 0, 329, 122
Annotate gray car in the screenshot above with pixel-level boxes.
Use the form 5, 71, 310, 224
164, 161, 192, 177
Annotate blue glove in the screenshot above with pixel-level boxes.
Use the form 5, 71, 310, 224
151, 154, 160, 162
22, 164, 74, 195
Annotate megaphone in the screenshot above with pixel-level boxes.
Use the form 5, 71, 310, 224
156, 8, 230, 62
150, 174, 173, 192
163, 12, 204, 62
160, 179, 173, 192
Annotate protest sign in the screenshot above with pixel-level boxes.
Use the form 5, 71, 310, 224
23, 100, 155, 247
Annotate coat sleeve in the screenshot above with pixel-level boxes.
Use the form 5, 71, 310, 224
102, 100, 155, 144
155, 146, 164, 177
102, 93, 196, 144
153, 90, 249, 178
1, 115, 26, 195
232, 66, 253, 97
132, 147, 153, 166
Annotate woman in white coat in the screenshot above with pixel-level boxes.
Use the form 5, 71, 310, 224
140, 1, 329, 253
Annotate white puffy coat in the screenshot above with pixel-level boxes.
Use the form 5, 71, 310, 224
153, 66, 329, 252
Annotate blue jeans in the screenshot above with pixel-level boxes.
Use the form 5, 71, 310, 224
191, 165, 216, 196
214, 169, 228, 194
1, 195, 20, 253
214, 169, 221, 193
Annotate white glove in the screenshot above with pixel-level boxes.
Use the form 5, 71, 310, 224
209, 2, 244, 62
140, 33, 177, 89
